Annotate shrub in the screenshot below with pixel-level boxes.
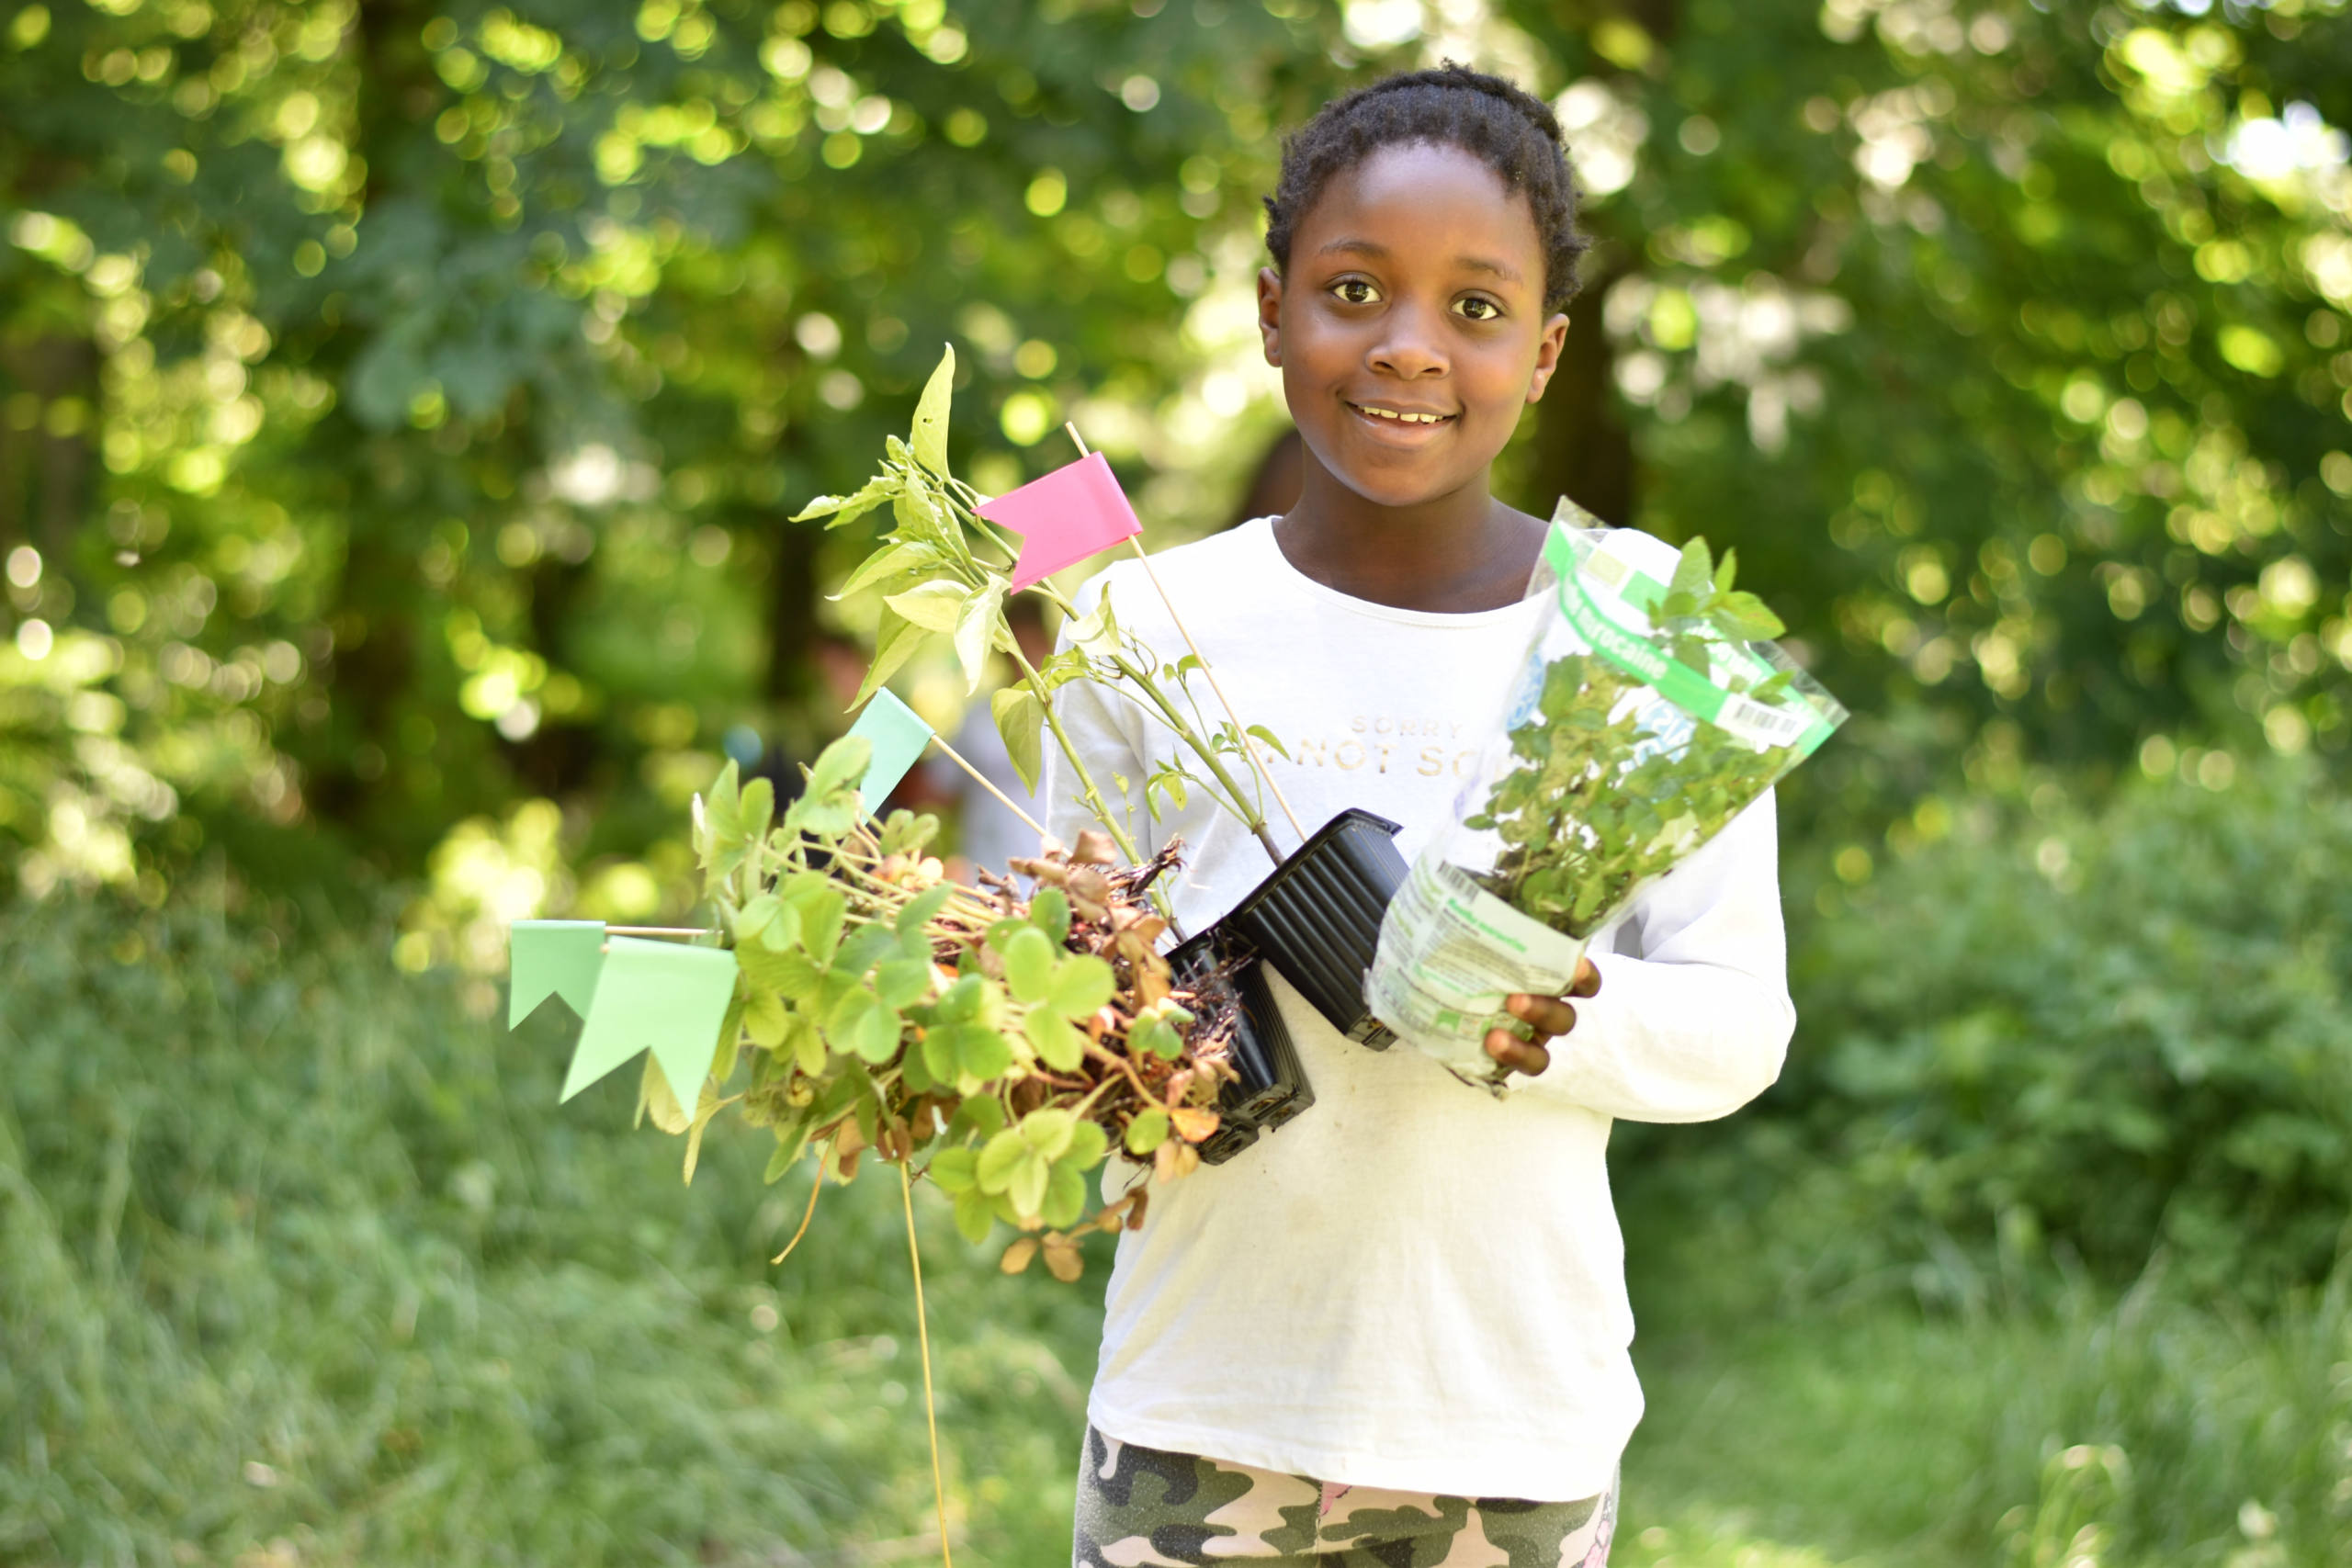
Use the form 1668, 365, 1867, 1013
1770, 760, 2352, 1298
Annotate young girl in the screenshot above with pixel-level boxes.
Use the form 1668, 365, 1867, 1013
1043, 64, 1795, 1567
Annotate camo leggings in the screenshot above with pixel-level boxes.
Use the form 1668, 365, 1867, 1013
1074, 1426, 1616, 1567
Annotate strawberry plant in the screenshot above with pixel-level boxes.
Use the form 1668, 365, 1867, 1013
663, 737, 1238, 1277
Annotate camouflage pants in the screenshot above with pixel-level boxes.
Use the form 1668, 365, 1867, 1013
1073, 1426, 1616, 1567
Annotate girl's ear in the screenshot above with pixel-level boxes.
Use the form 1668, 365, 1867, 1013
1525, 311, 1571, 402
1257, 266, 1285, 367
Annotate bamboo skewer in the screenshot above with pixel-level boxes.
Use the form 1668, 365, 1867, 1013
928, 732, 1047, 840
899, 1160, 955, 1568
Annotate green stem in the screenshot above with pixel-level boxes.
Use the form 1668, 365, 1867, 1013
1002, 640, 1137, 862
1030, 581, 1280, 863
1108, 653, 1283, 864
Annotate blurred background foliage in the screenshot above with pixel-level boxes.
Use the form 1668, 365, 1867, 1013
4, 0, 2348, 931
5, 0, 2352, 1562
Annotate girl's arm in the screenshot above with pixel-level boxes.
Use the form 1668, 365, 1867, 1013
1517, 792, 1795, 1123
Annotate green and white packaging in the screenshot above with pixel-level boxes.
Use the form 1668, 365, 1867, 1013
1367, 502, 1849, 1086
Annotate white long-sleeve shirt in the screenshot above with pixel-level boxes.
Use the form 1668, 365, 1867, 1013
1042, 517, 1795, 1502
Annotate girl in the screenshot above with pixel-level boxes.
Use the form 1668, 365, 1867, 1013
1044, 64, 1795, 1568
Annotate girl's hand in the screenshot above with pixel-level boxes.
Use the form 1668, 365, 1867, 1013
1482, 957, 1602, 1077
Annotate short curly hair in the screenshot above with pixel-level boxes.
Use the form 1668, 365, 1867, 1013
1262, 62, 1590, 314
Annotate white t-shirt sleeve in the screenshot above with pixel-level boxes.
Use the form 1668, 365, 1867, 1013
1522, 790, 1795, 1123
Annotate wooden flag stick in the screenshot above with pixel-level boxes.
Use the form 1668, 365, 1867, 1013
928, 734, 1048, 840
1066, 423, 1307, 849
899, 1158, 956, 1568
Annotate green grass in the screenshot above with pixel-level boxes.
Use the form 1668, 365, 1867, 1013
4, 891, 2343, 1565
1611, 1181, 2351, 1568
0, 888, 1106, 1566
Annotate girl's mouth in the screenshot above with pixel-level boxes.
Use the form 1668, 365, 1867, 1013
1347, 400, 1457, 427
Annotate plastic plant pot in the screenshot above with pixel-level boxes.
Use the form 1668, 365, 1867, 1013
1172, 933, 1312, 1166
1218, 808, 1409, 1051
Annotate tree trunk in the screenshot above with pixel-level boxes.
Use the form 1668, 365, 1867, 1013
1523, 256, 1636, 526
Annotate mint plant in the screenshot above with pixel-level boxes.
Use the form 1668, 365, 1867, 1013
1464, 536, 1809, 938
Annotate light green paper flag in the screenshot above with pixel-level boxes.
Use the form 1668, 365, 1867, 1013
509, 920, 607, 1028
847, 688, 934, 812
560, 937, 740, 1104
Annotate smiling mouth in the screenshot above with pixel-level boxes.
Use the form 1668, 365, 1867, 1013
1347, 401, 1456, 426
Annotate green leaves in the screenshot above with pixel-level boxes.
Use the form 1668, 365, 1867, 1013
830, 540, 944, 603
1712, 592, 1786, 642
1023, 1010, 1087, 1072
1669, 536, 1716, 606
825, 987, 901, 1064
853, 607, 926, 713
1001, 926, 1057, 1003
1049, 954, 1114, 1019
1476, 649, 1796, 939
803, 737, 869, 803
883, 581, 969, 634
991, 684, 1046, 794
1128, 1011, 1184, 1061
954, 578, 1009, 694
1125, 1107, 1170, 1155
1029, 886, 1071, 944
910, 344, 955, 477
791, 472, 899, 531
968, 1106, 1107, 1224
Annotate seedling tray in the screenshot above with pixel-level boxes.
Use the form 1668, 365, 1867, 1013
1171, 934, 1311, 1165
1220, 808, 1408, 1050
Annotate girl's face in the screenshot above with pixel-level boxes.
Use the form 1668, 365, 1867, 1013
1259, 141, 1568, 513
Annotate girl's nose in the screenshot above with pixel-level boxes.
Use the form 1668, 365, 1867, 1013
1367, 300, 1449, 379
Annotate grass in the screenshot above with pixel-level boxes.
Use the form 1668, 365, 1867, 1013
1610, 1175, 2351, 1568
3, 889, 2343, 1565
0, 887, 1105, 1566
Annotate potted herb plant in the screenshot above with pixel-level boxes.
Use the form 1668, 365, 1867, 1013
1367, 503, 1849, 1087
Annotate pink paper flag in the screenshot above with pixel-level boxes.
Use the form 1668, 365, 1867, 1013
976, 451, 1143, 591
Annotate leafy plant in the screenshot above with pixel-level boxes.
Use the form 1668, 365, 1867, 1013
670, 738, 1238, 1276
794, 345, 1293, 874
1465, 537, 1804, 937
1770, 758, 2352, 1300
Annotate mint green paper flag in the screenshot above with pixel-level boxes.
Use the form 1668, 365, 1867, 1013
560, 937, 740, 1104
509, 920, 607, 1028
847, 688, 934, 811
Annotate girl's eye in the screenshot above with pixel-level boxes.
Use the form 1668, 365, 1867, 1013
1453, 297, 1503, 322
1330, 278, 1382, 306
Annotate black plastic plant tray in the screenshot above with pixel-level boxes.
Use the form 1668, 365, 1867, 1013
1171, 934, 1312, 1166
1219, 808, 1408, 1051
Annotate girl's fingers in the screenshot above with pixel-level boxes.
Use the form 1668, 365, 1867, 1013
1504, 993, 1578, 1037
1569, 956, 1600, 998
1483, 1027, 1551, 1077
